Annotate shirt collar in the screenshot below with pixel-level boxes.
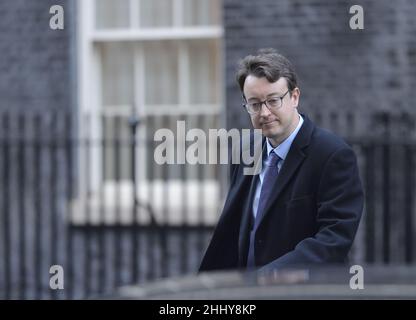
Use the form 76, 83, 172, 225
266, 114, 304, 160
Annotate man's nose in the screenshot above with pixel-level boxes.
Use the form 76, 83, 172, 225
259, 102, 271, 117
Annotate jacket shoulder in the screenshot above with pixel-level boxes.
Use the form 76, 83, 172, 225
310, 126, 351, 155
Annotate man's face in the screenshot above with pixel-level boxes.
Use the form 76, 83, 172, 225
243, 75, 300, 147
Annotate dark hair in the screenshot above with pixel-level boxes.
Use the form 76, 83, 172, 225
236, 48, 298, 95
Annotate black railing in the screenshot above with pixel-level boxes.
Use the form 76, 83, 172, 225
0, 110, 415, 299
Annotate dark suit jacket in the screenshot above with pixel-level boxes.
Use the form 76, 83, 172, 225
199, 114, 364, 272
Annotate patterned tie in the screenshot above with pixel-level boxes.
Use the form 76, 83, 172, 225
247, 151, 281, 268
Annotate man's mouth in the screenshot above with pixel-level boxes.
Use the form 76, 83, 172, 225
262, 120, 278, 126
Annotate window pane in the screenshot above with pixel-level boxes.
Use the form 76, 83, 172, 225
188, 39, 220, 105
102, 115, 132, 181
139, 0, 173, 28
144, 42, 179, 106
146, 114, 219, 181
183, 0, 221, 26
95, 0, 130, 29
100, 42, 134, 107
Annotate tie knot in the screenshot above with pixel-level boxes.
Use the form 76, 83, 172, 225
266, 151, 280, 167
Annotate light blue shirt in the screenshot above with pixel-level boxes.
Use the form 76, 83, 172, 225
252, 114, 304, 219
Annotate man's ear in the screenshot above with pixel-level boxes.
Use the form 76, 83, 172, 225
291, 87, 300, 107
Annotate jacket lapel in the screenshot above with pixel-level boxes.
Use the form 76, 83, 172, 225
237, 135, 266, 265
254, 114, 315, 230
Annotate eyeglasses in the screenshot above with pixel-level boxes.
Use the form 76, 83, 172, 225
243, 90, 290, 115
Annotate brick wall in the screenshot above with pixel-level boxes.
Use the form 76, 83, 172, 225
0, 0, 75, 112
224, 0, 416, 136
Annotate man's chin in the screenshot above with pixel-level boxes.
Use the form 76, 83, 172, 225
262, 125, 281, 137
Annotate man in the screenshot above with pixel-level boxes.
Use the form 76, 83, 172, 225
199, 48, 364, 273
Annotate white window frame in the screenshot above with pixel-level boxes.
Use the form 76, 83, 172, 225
75, 0, 225, 226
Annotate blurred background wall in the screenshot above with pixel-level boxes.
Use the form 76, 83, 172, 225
0, 0, 74, 112
0, 0, 415, 299
225, 0, 416, 129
